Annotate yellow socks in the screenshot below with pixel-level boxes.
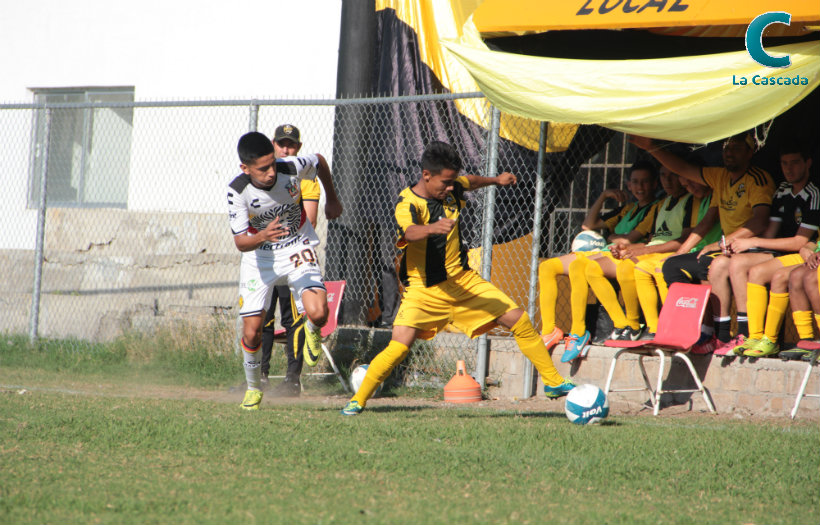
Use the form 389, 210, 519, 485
635, 264, 660, 333
762, 292, 789, 342
538, 257, 564, 333
585, 260, 630, 329
746, 282, 769, 340
792, 310, 815, 340
568, 257, 590, 335
616, 258, 641, 330
351, 341, 409, 407
510, 312, 564, 387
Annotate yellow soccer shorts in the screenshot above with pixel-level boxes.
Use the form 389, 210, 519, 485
393, 269, 519, 340
776, 253, 805, 267
634, 251, 672, 268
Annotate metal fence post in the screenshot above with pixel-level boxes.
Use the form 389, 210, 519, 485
248, 101, 259, 132
475, 106, 501, 388
523, 121, 549, 398
29, 107, 51, 344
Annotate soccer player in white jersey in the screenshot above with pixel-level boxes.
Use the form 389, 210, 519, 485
228, 131, 342, 410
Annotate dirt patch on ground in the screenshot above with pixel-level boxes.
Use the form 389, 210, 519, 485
1, 376, 801, 424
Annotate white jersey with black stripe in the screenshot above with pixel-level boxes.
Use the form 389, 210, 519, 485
227, 154, 321, 263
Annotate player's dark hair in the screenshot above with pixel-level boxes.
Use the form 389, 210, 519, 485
779, 138, 812, 160
237, 131, 275, 164
630, 159, 659, 180
727, 131, 756, 151
422, 141, 463, 174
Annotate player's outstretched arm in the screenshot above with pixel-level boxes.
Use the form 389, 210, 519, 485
461, 172, 517, 190
315, 154, 343, 220
628, 135, 701, 184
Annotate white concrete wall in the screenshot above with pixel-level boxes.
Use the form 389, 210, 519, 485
0, 0, 341, 100
0, 0, 341, 249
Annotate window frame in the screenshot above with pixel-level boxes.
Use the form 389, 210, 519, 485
28, 86, 134, 209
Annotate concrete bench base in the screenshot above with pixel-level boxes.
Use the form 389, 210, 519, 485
485, 343, 819, 419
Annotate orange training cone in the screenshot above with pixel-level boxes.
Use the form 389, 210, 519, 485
443, 360, 482, 403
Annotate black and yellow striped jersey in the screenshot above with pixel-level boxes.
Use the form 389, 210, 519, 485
395, 175, 471, 288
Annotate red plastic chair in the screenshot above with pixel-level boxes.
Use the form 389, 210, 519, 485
604, 283, 716, 416
791, 340, 819, 419
272, 280, 349, 392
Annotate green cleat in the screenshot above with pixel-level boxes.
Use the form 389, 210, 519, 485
743, 336, 779, 358
780, 347, 814, 361
240, 389, 263, 411
340, 400, 364, 416
733, 336, 759, 356
544, 379, 576, 399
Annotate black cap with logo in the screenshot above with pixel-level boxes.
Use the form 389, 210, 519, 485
273, 124, 301, 143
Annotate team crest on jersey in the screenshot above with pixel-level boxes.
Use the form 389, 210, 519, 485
795, 208, 803, 224
736, 183, 746, 198
285, 179, 299, 199
444, 194, 457, 214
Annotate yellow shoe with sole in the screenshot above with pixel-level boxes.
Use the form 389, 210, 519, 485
240, 389, 263, 411
304, 325, 323, 367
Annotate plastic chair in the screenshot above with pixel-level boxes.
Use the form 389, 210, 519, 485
272, 281, 349, 393
791, 340, 820, 419
604, 282, 716, 416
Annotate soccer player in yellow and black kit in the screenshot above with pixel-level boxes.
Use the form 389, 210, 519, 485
341, 141, 575, 415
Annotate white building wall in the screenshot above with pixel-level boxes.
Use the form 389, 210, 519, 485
0, 0, 341, 248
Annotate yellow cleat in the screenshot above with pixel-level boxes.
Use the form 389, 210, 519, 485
240, 389, 263, 411
303, 325, 323, 367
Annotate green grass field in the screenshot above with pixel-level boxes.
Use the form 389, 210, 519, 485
1, 335, 818, 524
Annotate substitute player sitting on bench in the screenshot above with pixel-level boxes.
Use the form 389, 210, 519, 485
341, 141, 575, 416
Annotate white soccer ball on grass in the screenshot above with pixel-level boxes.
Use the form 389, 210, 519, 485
349, 364, 383, 396
564, 383, 609, 425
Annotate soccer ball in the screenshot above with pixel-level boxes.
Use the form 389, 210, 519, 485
349, 364, 383, 396
571, 230, 607, 252
564, 383, 609, 425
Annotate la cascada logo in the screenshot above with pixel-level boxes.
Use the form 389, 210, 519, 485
746, 11, 791, 68
736, 11, 809, 86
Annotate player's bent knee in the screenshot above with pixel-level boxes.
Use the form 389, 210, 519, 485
770, 268, 791, 290
709, 256, 729, 276
790, 267, 808, 289
748, 265, 767, 285
496, 308, 525, 330
305, 303, 329, 326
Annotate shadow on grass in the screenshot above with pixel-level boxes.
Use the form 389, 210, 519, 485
315, 405, 436, 414
453, 411, 623, 425
473, 411, 567, 419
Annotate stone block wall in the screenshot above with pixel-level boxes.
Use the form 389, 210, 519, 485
485, 341, 819, 419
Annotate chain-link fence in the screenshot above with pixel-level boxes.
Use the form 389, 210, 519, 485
0, 92, 637, 394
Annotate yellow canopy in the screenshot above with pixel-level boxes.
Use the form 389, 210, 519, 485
442, 18, 820, 144
472, 0, 820, 34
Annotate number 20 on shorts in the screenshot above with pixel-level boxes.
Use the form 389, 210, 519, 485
289, 248, 317, 268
